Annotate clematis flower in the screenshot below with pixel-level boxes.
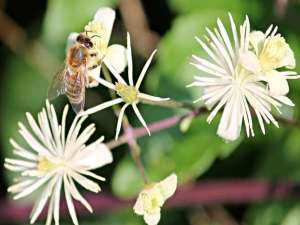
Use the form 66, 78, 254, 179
239, 25, 299, 96
68, 7, 127, 87
80, 33, 169, 140
188, 14, 297, 141
4, 101, 113, 225
133, 174, 177, 225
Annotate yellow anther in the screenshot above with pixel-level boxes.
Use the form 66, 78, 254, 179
115, 82, 138, 104
37, 157, 63, 172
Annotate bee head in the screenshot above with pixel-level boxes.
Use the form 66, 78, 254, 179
76, 34, 93, 49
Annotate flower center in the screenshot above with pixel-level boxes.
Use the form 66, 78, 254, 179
37, 157, 64, 173
259, 36, 289, 71
141, 190, 164, 214
115, 82, 138, 104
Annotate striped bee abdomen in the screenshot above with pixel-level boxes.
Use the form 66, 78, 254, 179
65, 69, 85, 105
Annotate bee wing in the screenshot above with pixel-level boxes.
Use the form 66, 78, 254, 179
48, 66, 67, 100
69, 67, 87, 114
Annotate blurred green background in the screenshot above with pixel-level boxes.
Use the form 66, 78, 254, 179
1, 0, 300, 225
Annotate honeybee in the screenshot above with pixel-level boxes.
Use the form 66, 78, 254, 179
48, 33, 101, 113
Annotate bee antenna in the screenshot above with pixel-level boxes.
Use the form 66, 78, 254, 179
90, 35, 102, 40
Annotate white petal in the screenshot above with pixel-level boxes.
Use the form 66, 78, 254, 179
53, 176, 62, 225
87, 66, 101, 88
273, 95, 295, 106
132, 104, 150, 135
45, 194, 55, 225
281, 47, 296, 69
144, 212, 161, 225
106, 44, 127, 73
70, 171, 101, 193
249, 31, 265, 54
217, 91, 243, 141
93, 7, 116, 46
127, 33, 133, 86
8, 179, 34, 193
135, 49, 157, 90
89, 72, 116, 90
66, 175, 93, 213
157, 173, 177, 200
228, 13, 239, 57
138, 93, 170, 102
64, 175, 79, 225
18, 122, 51, 157
217, 18, 235, 60
14, 172, 54, 200
73, 143, 113, 170
30, 176, 58, 224
239, 50, 261, 73
266, 70, 289, 96
115, 103, 130, 140
80, 98, 123, 116
133, 194, 145, 215
103, 58, 127, 84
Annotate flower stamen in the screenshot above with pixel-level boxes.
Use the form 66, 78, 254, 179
115, 82, 139, 104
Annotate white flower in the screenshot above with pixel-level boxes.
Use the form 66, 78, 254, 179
239, 25, 299, 96
68, 7, 127, 87
4, 101, 113, 225
80, 33, 169, 140
188, 14, 296, 141
133, 174, 177, 225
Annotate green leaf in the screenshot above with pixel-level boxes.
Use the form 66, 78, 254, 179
167, 0, 261, 17
255, 128, 300, 179
0, 56, 49, 196
42, 0, 118, 46
112, 115, 242, 198
245, 202, 300, 225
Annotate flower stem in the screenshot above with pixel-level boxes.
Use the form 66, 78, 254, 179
102, 65, 149, 184
1, 179, 297, 222
140, 98, 196, 110
106, 106, 207, 149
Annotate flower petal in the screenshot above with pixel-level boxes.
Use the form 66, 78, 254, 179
87, 66, 101, 88
93, 7, 115, 46
157, 173, 177, 200
64, 175, 79, 225
106, 44, 127, 73
249, 31, 265, 54
144, 212, 161, 225
239, 50, 261, 73
280, 47, 296, 69
266, 70, 289, 96
133, 193, 145, 215
80, 98, 123, 116
217, 91, 243, 141
73, 143, 113, 170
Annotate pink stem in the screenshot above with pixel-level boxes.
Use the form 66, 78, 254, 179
0, 179, 295, 222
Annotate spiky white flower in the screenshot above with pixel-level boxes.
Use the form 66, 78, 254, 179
80, 33, 169, 140
4, 101, 113, 225
239, 25, 299, 96
133, 174, 177, 225
68, 7, 127, 87
188, 14, 296, 141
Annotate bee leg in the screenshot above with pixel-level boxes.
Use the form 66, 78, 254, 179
90, 52, 97, 57
88, 64, 99, 70
88, 59, 102, 70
